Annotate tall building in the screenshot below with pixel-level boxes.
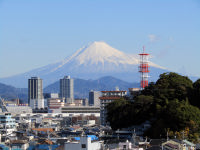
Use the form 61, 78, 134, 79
28, 77, 44, 109
60, 76, 74, 104
89, 90, 100, 106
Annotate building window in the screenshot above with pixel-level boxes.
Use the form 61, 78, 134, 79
82, 144, 86, 148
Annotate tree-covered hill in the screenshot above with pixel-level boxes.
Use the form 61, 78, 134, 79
106, 72, 200, 143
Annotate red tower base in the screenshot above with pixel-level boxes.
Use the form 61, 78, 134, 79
141, 80, 148, 89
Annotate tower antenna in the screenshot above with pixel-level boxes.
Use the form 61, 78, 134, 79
139, 46, 150, 89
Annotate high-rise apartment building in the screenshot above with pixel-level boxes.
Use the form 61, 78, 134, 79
99, 90, 127, 126
89, 90, 100, 106
28, 77, 44, 109
60, 76, 74, 104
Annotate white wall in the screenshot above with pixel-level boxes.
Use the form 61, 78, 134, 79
64, 136, 101, 150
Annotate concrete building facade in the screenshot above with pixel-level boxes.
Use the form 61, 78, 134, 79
28, 77, 44, 109
0, 113, 16, 138
61, 106, 100, 116
48, 98, 65, 109
89, 91, 100, 106
60, 76, 74, 104
64, 136, 101, 150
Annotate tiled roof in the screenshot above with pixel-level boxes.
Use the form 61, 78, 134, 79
150, 139, 167, 146
38, 139, 53, 145
165, 143, 179, 149
10, 140, 28, 144
147, 145, 162, 150
43, 118, 53, 120
32, 128, 53, 132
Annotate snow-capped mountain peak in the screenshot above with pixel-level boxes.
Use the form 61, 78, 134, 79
0, 41, 167, 87
75, 41, 138, 65
52, 41, 163, 72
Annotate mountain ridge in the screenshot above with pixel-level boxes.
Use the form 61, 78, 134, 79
0, 41, 167, 88
0, 76, 139, 101
0, 82, 27, 101
44, 76, 139, 98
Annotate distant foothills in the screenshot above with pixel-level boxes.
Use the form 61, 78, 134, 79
0, 76, 139, 102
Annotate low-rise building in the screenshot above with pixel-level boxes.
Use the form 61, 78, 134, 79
9, 140, 29, 150
6, 106, 32, 114
48, 98, 65, 109
0, 113, 16, 141
162, 139, 195, 150
118, 140, 143, 150
129, 88, 140, 99
74, 99, 84, 106
64, 136, 102, 150
61, 106, 100, 116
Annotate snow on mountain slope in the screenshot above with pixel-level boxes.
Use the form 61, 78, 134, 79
0, 41, 167, 87
50, 41, 163, 72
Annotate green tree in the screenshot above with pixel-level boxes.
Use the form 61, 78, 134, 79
106, 72, 200, 142
190, 79, 200, 108
154, 72, 193, 101
106, 98, 132, 130
145, 100, 200, 139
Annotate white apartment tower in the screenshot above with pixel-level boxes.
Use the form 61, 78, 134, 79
60, 76, 74, 104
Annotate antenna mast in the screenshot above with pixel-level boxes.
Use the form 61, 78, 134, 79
139, 46, 150, 89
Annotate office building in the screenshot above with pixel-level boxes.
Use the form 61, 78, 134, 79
28, 77, 44, 109
89, 90, 100, 106
60, 76, 74, 104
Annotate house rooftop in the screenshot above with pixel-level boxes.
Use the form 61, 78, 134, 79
32, 128, 54, 132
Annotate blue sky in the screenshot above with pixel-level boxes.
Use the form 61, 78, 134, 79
0, 0, 200, 78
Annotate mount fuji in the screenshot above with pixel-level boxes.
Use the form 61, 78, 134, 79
0, 41, 167, 88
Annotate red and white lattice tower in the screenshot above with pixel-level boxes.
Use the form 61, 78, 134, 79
139, 46, 150, 89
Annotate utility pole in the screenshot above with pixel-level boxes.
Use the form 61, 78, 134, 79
182, 131, 185, 140
167, 131, 169, 141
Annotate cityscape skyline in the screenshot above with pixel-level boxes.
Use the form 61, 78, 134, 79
0, 0, 200, 78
